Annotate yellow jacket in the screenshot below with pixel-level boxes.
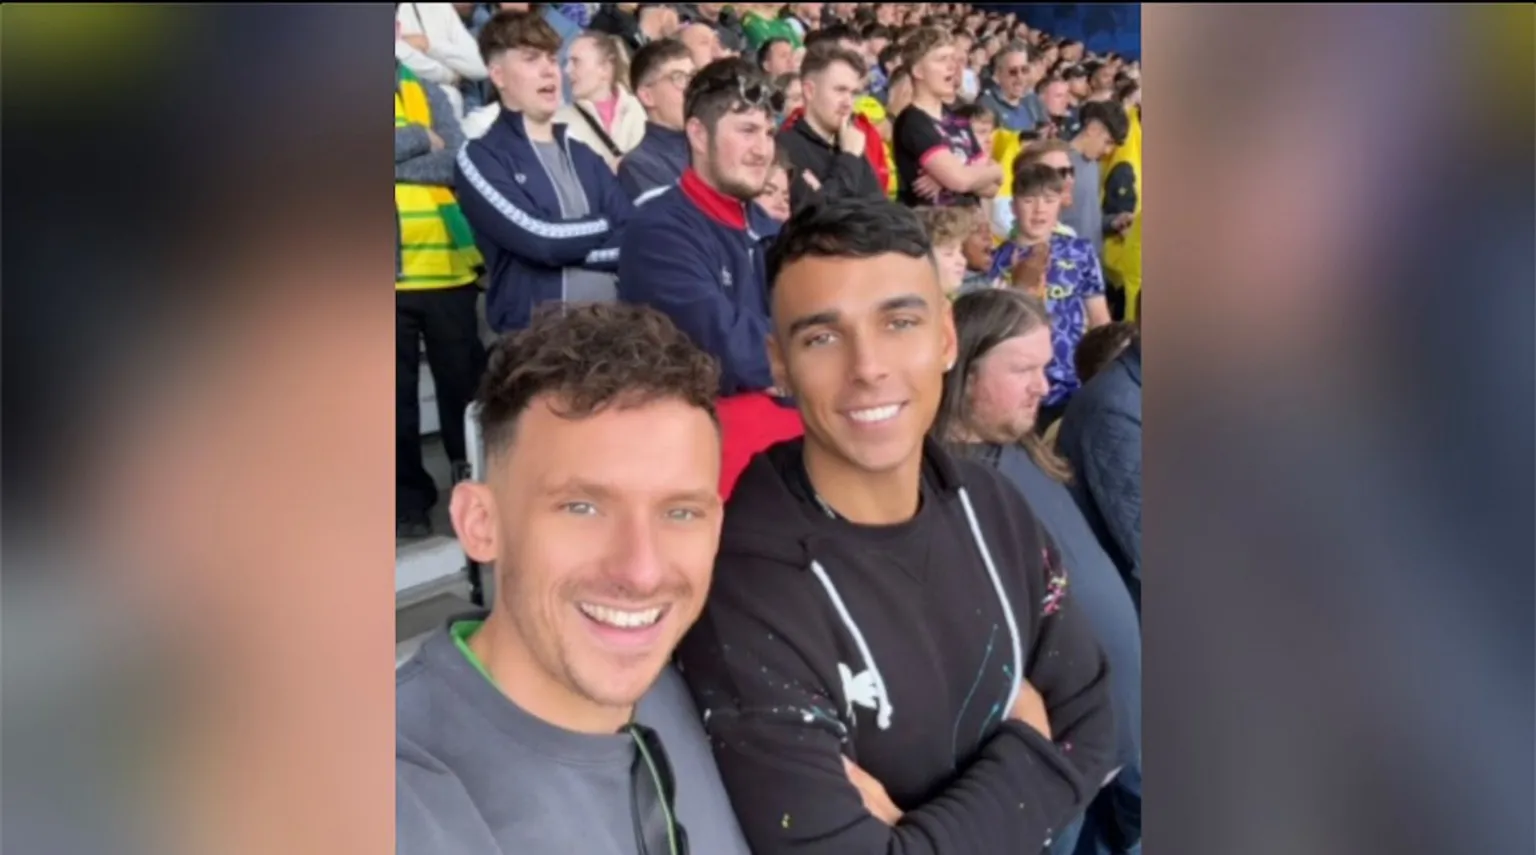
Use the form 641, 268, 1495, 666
1100, 106, 1141, 319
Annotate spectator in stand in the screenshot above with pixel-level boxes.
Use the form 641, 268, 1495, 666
771, 71, 803, 124
953, 30, 980, 101
395, 60, 484, 540
680, 20, 725, 70
1083, 60, 1116, 102
455, 12, 632, 333
980, 42, 1038, 132
780, 2, 820, 41
758, 35, 796, 77
675, 196, 1115, 855
1100, 82, 1141, 320
776, 43, 884, 211
914, 205, 972, 297
1027, 75, 1071, 134
683, 2, 748, 55
396, 2, 490, 121
1061, 100, 1129, 256
1010, 138, 1082, 238
1063, 64, 1092, 104
617, 38, 696, 199
894, 28, 1001, 208
861, 23, 893, 94
742, 3, 800, 52
936, 288, 1143, 855
591, 2, 679, 55
987, 163, 1111, 429
1075, 321, 1138, 386
548, 32, 647, 171
758, 147, 793, 223
960, 203, 1000, 291
1060, 38, 1085, 63
951, 101, 997, 158
1058, 326, 1141, 612
617, 57, 802, 497
398, 303, 754, 855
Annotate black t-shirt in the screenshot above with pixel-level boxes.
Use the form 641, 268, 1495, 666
892, 105, 982, 208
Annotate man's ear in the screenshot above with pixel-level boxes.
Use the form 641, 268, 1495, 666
684, 116, 709, 156
449, 481, 499, 565
636, 84, 657, 111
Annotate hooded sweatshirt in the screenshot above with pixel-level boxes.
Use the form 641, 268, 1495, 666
674, 437, 1116, 855
776, 108, 888, 213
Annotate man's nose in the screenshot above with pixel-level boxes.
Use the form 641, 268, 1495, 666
603, 511, 667, 595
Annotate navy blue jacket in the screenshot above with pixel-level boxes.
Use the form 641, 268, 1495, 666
455, 109, 633, 332
618, 169, 780, 396
617, 121, 689, 201
1057, 340, 1143, 609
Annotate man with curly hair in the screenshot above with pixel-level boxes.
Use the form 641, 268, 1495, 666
397, 303, 752, 855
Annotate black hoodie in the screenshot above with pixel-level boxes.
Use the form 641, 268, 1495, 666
776, 113, 885, 214
675, 438, 1116, 854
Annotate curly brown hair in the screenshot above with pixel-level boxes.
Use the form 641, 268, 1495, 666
476, 303, 721, 459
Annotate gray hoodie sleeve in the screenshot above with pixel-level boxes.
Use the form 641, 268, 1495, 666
395, 81, 466, 187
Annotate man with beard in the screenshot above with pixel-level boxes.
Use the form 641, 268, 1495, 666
619, 58, 803, 496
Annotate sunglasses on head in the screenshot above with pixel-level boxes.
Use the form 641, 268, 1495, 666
685, 74, 773, 119
626, 722, 690, 855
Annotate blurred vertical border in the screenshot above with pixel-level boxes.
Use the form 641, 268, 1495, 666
3, 5, 396, 854
1143, 4, 1534, 854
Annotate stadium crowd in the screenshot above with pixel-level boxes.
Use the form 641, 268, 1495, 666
396, 3, 1143, 854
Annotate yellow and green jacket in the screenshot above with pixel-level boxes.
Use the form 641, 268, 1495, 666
395, 63, 481, 291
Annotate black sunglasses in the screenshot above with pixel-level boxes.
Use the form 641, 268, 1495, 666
626, 722, 690, 855
685, 74, 773, 120
1050, 165, 1076, 180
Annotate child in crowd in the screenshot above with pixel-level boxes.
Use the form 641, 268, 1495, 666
951, 101, 997, 158
957, 200, 1002, 292
914, 205, 973, 297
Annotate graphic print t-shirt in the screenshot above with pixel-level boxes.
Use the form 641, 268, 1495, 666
893, 105, 984, 208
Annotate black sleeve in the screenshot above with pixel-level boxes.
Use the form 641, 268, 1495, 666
1102, 162, 1137, 218
976, 465, 1120, 795
676, 552, 1106, 855
893, 109, 948, 168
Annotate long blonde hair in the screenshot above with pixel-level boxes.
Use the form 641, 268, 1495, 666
577, 31, 633, 93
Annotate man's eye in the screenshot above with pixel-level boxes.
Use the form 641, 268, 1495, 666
802, 331, 835, 348
666, 507, 704, 522
889, 317, 920, 330
561, 501, 598, 516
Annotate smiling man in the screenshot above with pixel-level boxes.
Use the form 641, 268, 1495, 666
674, 196, 1116, 854
619, 57, 804, 496
397, 302, 751, 855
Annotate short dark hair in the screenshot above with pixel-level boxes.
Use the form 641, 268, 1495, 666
477, 303, 721, 460
860, 22, 891, 42
684, 57, 772, 129
478, 10, 561, 65
1013, 162, 1066, 198
1079, 100, 1129, 145
800, 42, 866, 80
766, 196, 932, 292
805, 23, 860, 51
1074, 321, 1139, 385
1035, 74, 1064, 94
756, 36, 791, 70
630, 37, 692, 91
951, 102, 995, 126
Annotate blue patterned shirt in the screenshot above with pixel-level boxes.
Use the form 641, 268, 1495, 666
987, 233, 1107, 406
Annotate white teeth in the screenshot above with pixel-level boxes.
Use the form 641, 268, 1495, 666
848, 404, 900, 424
579, 603, 663, 629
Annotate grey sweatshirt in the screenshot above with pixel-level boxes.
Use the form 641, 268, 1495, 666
396, 620, 752, 855
395, 72, 464, 186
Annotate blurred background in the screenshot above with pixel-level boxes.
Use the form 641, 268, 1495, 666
1, 3, 1531, 855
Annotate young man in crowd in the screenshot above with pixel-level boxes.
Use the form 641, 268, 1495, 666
680, 20, 725, 70
395, 60, 485, 539
1061, 100, 1129, 256
675, 195, 1115, 855
988, 163, 1111, 429
759, 35, 796, 76
397, 303, 751, 855
1027, 75, 1075, 137
893, 27, 1002, 208
937, 288, 1144, 855
979, 42, 1037, 132
776, 43, 885, 212
618, 57, 803, 496
455, 11, 632, 333
618, 37, 697, 200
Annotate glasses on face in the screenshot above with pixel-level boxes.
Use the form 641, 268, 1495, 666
649, 69, 695, 91
1003, 65, 1029, 77
1047, 165, 1075, 180
626, 722, 690, 855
